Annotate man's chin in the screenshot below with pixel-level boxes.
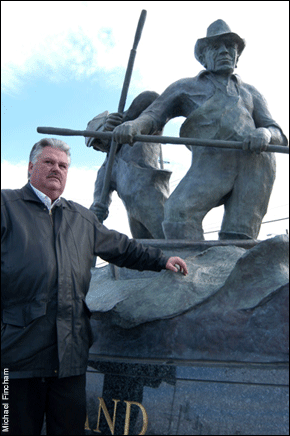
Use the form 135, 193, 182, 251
45, 181, 64, 198
47, 177, 61, 183
46, 178, 63, 189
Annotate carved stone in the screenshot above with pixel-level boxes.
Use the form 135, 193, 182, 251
86, 235, 289, 363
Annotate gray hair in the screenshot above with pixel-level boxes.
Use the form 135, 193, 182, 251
28, 138, 71, 180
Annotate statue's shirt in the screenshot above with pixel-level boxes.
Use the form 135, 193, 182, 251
142, 71, 284, 240
142, 71, 282, 139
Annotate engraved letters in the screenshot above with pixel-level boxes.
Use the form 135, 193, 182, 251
85, 397, 148, 435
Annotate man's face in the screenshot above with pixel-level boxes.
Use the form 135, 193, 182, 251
28, 147, 69, 201
203, 40, 238, 74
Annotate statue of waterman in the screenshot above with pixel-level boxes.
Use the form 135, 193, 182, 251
113, 19, 288, 240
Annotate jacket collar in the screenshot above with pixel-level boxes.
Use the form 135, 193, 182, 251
22, 183, 43, 203
21, 183, 63, 208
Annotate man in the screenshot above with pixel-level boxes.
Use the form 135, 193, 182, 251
1, 138, 187, 435
113, 20, 288, 240
85, 91, 171, 239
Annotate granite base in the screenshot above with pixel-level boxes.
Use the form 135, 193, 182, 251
85, 359, 289, 435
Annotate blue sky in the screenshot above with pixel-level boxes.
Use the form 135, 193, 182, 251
1, 76, 119, 167
1, 1, 289, 238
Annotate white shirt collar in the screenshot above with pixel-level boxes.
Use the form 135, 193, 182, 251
30, 183, 61, 211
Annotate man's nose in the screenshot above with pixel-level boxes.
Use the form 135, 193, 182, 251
51, 163, 61, 173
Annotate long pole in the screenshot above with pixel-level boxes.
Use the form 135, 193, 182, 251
37, 126, 289, 154
97, 10, 147, 222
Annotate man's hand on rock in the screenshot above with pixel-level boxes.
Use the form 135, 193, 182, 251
166, 257, 188, 275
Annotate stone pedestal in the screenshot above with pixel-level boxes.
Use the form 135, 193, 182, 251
85, 237, 289, 435
85, 359, 289, 435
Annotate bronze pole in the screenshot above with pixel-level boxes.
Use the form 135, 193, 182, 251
97, 10, 147, 222
37, 127, 289, 154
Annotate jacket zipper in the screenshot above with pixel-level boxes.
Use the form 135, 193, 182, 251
49, 208, 53, 226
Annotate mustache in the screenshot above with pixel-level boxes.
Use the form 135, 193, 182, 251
47, 173, 61, 181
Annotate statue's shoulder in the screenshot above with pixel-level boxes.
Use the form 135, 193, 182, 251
235, 74, 261, 96
172, 72, 205, 86
163, 72, 208, 95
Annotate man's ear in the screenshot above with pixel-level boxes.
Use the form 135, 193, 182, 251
28, 162, 33, 180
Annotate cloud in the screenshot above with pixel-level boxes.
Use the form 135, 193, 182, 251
2, 2, 168, 93
3, 1, 288, 101
1, 2, 119, 93
1, 160, 28, 189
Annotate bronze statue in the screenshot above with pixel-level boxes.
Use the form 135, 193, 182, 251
113, 20, 288, 240
85, 91, 171, 239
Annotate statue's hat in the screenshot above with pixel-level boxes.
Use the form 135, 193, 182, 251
194, 19, 245, 65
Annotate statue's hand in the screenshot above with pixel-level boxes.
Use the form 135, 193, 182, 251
242, 128, 271, 154
104, 113, 123, 132
113, 121, 142, 146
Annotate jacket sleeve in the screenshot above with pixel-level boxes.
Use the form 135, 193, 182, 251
93, 220, 168, 272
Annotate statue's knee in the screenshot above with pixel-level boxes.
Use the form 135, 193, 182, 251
162, 220, 204, 241
164, 201, 187, 221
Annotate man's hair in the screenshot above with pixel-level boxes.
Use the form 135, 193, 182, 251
28, 138, 71, 180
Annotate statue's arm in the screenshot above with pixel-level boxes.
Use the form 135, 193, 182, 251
243, 84, 288, 152
267, 126, 288, 146
113, 79, 189, 145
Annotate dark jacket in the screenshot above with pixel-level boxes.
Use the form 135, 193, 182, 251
1, 184, 168, 378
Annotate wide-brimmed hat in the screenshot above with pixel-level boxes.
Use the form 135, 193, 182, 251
195, 19, 245, 65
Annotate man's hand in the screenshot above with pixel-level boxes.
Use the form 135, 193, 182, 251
166, 257, 188, 276
242, 127, 271, 154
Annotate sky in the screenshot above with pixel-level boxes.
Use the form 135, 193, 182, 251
1, 1, 289, 240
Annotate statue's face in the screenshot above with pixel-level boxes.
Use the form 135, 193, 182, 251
203, 40, 238, 74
